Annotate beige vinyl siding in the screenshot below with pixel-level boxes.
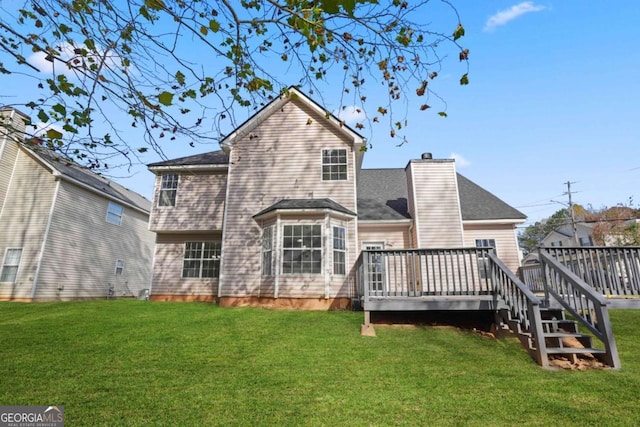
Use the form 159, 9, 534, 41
150, 171, 227, 231
463, 223, 521, 272
0, 150, 56, 299
0, 137, 19, 215
406, 160, 464, 248
34, 180, 154, 300
151, 233, 220, 297
358, 224, 411, 250
221, 99, 358, 298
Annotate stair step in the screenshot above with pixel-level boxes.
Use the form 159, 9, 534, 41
543, 332, 585, 338
545, 347, 606, 355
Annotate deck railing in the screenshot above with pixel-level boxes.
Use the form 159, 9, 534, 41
520, 247, 640, 296
356, 248, 494, 299
539, 251, 621, 368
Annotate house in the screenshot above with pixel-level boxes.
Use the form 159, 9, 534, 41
147, 88, 526, 308
0, 107, 155, 301
540, 222, 595, 248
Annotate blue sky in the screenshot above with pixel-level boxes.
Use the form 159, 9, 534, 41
1, 1, 638, 229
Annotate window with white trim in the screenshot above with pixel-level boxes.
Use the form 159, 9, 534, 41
262, 226, 273, 276
475, 239, 496, 280
579, 236, 593, 247
106, 202, 124, 225
282, 225, 322, 274
322, 149, 347, 181
1, 248, 22, 283
115, 259, 124, 275
182, 242, 221, 278
159, 173, 179, 206
333, 226, 346, 275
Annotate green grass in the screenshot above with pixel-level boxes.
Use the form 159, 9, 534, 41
1, 301, 640, 426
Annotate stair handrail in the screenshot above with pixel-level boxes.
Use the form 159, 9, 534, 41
489, 253, 549, 367
539, 250, 621, 369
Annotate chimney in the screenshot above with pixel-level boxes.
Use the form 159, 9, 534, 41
421, 152, 433, 160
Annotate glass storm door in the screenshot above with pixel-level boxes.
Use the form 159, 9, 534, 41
363, 243, 385, 294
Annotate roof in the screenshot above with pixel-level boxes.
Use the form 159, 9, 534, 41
148, 150, 229, 167
456, 173, 526, 221
23, 143, 151, 213
357, 168, 526, 222
254, 198, 356, 218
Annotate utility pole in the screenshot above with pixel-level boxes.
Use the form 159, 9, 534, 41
565, 181, 579, 246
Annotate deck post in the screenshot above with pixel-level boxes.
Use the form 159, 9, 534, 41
361, 252, 376, 336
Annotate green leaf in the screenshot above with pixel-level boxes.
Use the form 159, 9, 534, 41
459, 73, 469, 85
209, 20, 220, 33
45, 128, 63, 139
200, 26, 208, 36
52, 103, 66, 116
144, 0, 165, 11
158, 91, 173, 106
453, 24, 465, 41
175, 70, 185, 86
37, 109, 49, 123
438, 111, 448, 117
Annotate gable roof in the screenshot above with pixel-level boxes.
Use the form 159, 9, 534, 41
357, 168, 526, 222
254, 198, 356, 218
23, 144, 151, 213
220, 87, 366, 151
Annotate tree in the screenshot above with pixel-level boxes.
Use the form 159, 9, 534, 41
0, 0, 468, 169
590, 205, 640, 246
519, 208, 572, 254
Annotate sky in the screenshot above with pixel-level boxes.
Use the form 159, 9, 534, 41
1, 1, 639, 231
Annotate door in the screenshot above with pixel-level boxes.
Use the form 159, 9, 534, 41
363, 242, 385, 294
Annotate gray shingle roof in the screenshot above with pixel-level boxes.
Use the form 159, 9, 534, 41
24, 144, 151, 213
148, 150, 229, 167
254, 198, 356, 217
357, 168, 525, 222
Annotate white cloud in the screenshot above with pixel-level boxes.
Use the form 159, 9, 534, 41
27, 41, 128, 76
484, 2, 546, 32
33, 121, 64, 138
450, 152, 471, 168
336, 105, 366, 124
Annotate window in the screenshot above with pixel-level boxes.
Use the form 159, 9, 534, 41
159, 173, 179, 206
333, 226, 346, 275
282, 225, 322, 274
322, 149, 347, 181
115, 259, 124, 275
1, 248, 22, 283
262, 226, 273, 276
475, 239, 496, 280
106, 202, 124, 225
580, 236, 593, 247
182, 242, 221, 278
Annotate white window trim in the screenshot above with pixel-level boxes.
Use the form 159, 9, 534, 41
182, 241, 221, 279
281, 223, 323, 275
106, 201, 124, 225
159, 173, 179, 207
321, 148, 348, 181
1, 247, 22, 283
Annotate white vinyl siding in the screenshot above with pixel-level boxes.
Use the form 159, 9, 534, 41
0, 248, 22, 282
464, 224, 521, 273
106, 202, 124, 225
159, 173, 178, 206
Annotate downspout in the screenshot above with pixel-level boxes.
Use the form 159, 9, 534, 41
324, 213, 331, 299
274, 214, 281, 299
31, 178, 61, 299
217, 151, 232, 300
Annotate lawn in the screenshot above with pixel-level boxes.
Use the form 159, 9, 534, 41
1, 301, 639, 426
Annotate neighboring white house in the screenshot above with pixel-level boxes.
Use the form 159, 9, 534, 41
0, 107, 155, 301
146, 88, 526, 308
541, 223, 595, 248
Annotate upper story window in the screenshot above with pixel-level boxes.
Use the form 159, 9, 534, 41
322, 149, 347, 181
579, 236, 593, 247
1, 248, 22, 283
106, 202, 124, 225
159, 173, 179, 206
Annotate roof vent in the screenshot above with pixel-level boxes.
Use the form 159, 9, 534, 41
421, 152, 433, 160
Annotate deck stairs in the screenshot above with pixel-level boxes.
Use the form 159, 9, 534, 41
498, 306, 606, 364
